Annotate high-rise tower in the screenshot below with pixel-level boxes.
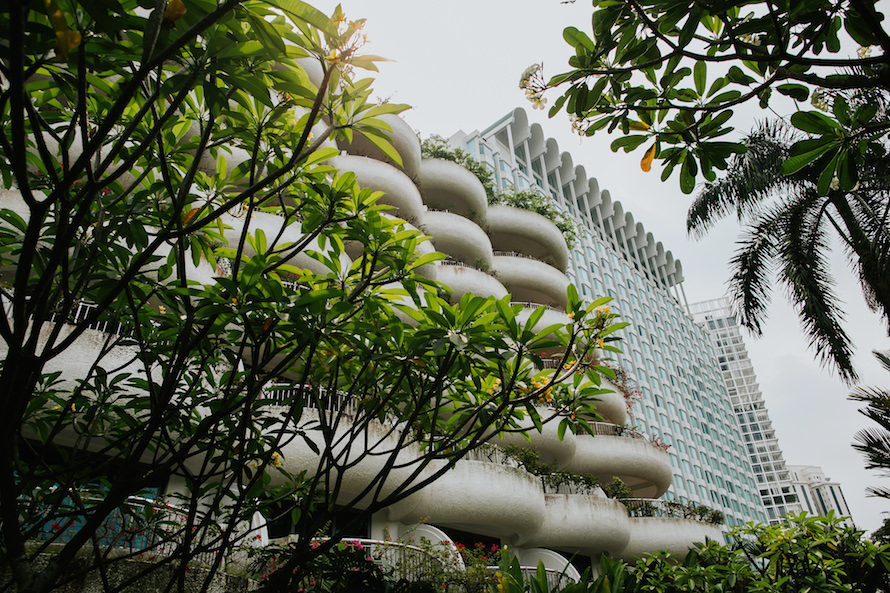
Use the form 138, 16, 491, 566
451, 108, 769, 527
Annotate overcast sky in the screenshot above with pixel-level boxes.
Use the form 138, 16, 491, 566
311, 0, 890, 532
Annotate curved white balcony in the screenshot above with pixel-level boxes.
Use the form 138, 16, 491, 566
387, 458, 545, 542
521, 494, 630, 554
327, 155, 424, 224
514, 303, 572, 333
512, 549, 581, 587
618, 517, 724, 562
277, 413, 422, 503
562, 429, 673, 499
421, 211, 493, 268
491, 256, 569, 310
220, 211, 351, 277
418, 159, 488, 223
487, 206, 568, 272
493, 405, 577, 466
436, 262, 507, 301
337, 114, 422, 178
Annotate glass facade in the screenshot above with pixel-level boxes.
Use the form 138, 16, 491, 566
450, 109, 768, 526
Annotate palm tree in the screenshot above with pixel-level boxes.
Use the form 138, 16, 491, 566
851, 351, 890, 500
687, 118, 890, 383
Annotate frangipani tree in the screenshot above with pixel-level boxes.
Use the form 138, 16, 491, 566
0, 2, 624, 593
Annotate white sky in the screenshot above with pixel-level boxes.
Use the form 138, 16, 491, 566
311, 0, 890, 532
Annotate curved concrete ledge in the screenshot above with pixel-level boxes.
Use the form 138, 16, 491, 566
220, 212, 350, 277
618, 517, 724, 562
418, 159, 488, 223
387, 460, 545, 541
563, 434, 673, 499
422, 211, 493, 267
338, 114, 422, 179
493, 406, 577, 466
491, 256, 569, 310
514, 304, 571, 334
487, 205, 568, 272
277, 413, 421, 504
521, 494, 630, 555
328, 155, 424, 224
436, 264, 507, 301
588, 379, 627, 426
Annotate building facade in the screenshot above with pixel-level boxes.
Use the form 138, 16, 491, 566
689, 298, 804, 524
790, 465, 855, 526
450, 108, 769, 528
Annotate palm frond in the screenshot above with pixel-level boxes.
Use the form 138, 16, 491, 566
777, 194, 857, 383
728, 208, 783, 336
687, 121, 804, 238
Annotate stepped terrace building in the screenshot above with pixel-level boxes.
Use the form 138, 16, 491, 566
449, 108, 769, 529
8, 93, 730, 582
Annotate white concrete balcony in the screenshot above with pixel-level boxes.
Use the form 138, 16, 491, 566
436, 261, 507, 301
327, 155, 425, 224
487, 206, 569, 272
514, 302, 572, 333
418, 159, 488, 223
618, 516, 724, 562
220, 211, 352, 277
387, 453, 545, 542
421, 211, 493, 268
521, 493, 630, 555
491, 255, 569, 310
562, 427, 673, 498
493, 405, 577, 466
337, 114, 422, 178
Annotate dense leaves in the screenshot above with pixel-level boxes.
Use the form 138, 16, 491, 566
541, 0, 890, 196
0, 2, 623, 593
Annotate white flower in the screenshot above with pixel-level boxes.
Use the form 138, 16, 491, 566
857, 45, 874, 59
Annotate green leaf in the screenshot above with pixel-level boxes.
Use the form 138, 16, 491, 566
693, 61, 707, 96
563, 27, 595, 52
269, 0, 337, 37
776, 84, 810, 101
781, 139, 838, 175
791, 111, 841, 135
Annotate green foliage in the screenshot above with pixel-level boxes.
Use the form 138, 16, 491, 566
0, 3, 624, 593
420, 134, 497, 199
851, 351, 890, 498
540, 0, 890, 196
601, 477, 632, 501
493, 514, 890, 593
502, 445, 600, 493
490, 190, 579, 249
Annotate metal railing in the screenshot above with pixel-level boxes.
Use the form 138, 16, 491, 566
263, 382, 358, 416
622, 498, 725, 525
512, 301, 563, 313
493, 250, 541, 262
50, 300, 129, 336
588, 422, 671, 453
463, 444, 525, 469
518, 566, 577, 590
33, 496, 218, 567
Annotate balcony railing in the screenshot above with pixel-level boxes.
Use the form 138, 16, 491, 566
512, 301, 563, 313
50, 300, 129, 336
588, 422, 671, 453
264, 382, 358, 416
463, 444, 525, 469
32, 496, 218, 566
493, 250, 543, 263
622, 498, 725, 525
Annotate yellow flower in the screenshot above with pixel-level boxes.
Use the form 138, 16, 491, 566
567, 312, 575, 320
595, 306, 611, 316
596, 338, 605, 348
